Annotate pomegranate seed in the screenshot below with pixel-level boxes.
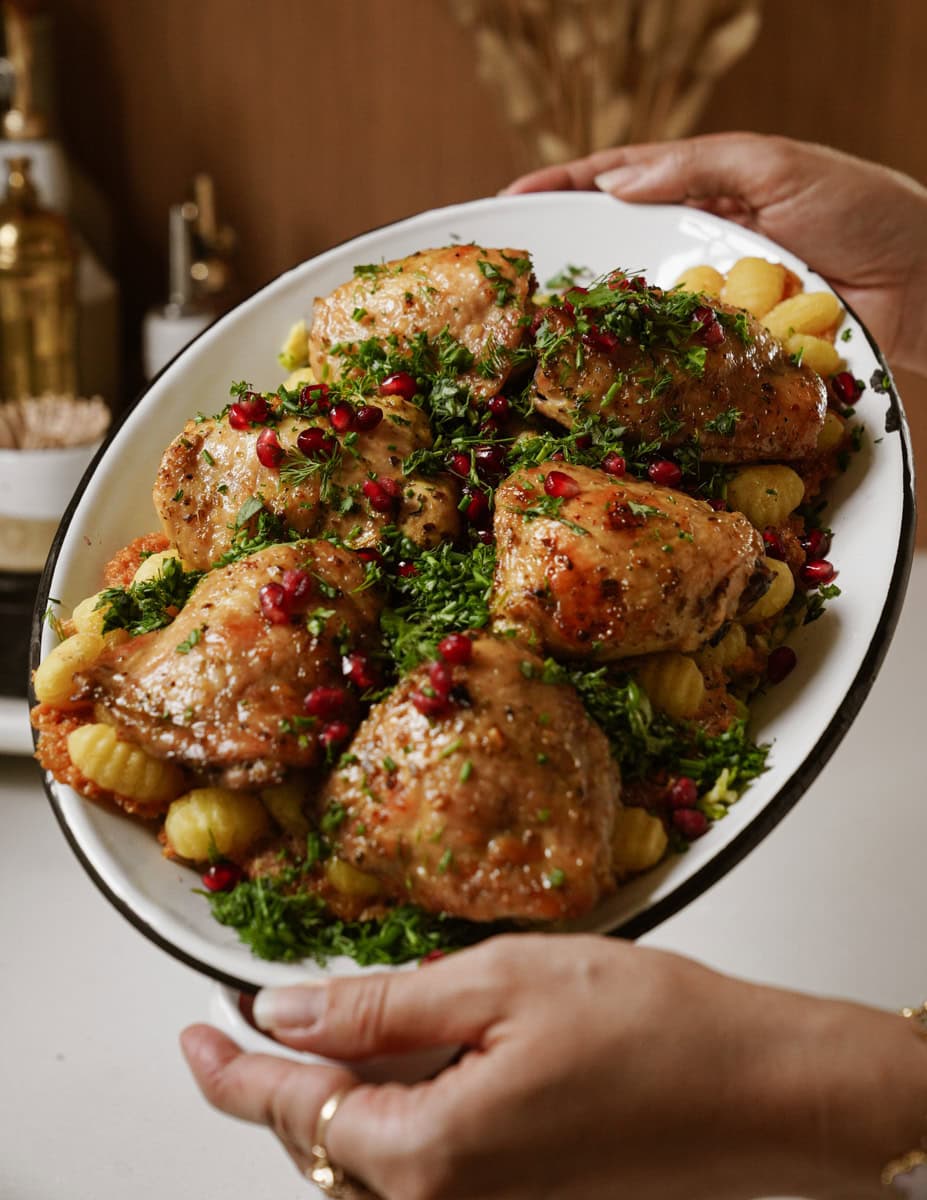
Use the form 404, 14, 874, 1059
766, 645, 797, 684
831, 371, 862, 405
437, 633, 473, 666
601, 452, 626, 477
320, 721, 352, 746
544, 470, 580, 499
672, 808, 709, 840
355, 547, 384, 566
255, 427, 284, 469
282, 568, 313, 610
449, 451, 471, 477
329, 400, 356, 433
201, 862, 242, 892
304, 685, 350, 719
475, 528, 494, 545
668, 776, 698, 809
297, 426, 336, 458
397, 560, 418, 578
474, 444, 507, 482
259, 581, 291, 624
487, 395, 510, 420
584, 328, 620, 354
463, 489, 491, 528
343, 652, 379, 691
708, 498, 728, 511
574, 434, 593, 451
379, 371, 418, 401
228, 403, 250, 430
612, 274, 646, 292
230, 392, 270, 427
378, 477, 403, 501
420, 948, 446, 965
699, 319, 725, 347
800, 559, 837, 588
362, 479, 397, 513
800, 528, 831, 559
550, 449, 566, 462
762, 529, 785, 560
411, 689, 452, 718
648, 460, 682, 488
354, 404, 384, 432
693, 305, 725, 347
298, 382, 330, 410
428, 660, 454, 698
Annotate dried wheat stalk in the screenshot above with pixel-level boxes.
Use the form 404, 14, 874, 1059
449, 0, 762, 167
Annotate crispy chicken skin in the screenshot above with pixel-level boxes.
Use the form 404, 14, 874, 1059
153, 395, 459, 570
308, 245, 535, 399
492, 463, 767, 660
321, 635, 619, 923
533, 304, 827, 462
74, 543, 382, 788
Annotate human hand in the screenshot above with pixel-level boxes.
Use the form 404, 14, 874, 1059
181, 934, 924, 1199
503, 132, 927, 376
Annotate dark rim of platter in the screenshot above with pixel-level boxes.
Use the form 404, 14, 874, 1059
29, 207, 917, 993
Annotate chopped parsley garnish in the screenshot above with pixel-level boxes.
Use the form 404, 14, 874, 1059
203, 877, 492, 964
704, 407, 742, 436
96, 556, 204, 636
175, 625, 205, 654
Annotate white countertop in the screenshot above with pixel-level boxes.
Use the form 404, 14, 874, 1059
3, 557, 926, 1200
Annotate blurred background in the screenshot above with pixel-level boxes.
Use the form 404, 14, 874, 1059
2, 0, 924, 470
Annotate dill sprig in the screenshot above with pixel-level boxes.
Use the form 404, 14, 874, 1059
96, 556, 204, 636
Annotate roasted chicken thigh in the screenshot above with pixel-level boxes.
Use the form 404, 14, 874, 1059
492, 463, 767, 660
321, 635, 619, 922
308, 244, 535, 399
154, 394, 459, 570
533, 295, 827, 462
74, 542, 382, 787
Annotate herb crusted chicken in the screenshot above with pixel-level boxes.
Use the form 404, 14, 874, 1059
33, 243, 854, 967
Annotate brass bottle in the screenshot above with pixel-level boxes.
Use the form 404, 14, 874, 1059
0, 156, 78, 400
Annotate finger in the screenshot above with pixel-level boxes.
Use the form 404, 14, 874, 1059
182, 1022, 457, 1198
180, 1023, 356, 1144
251, 935, 522, 1058
592, 132, 802, 209
501, 147, 645, 194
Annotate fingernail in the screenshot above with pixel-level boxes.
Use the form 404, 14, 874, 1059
252, 983, 327, 1031
594, 166, 639, 192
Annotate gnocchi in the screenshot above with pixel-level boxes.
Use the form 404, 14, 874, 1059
164, 788, 271, 863
726, 465, 805, 530
762, 291, 842, 340
611, 806, 669, 876
635, 653, 705, 720
741, 558, 796, 625
721, 256, 786, 318
33, 632, 105, 706
67, 723, 184, 813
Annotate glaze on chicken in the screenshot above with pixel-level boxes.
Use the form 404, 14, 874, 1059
74, 542, 382, 787
533, 300, 827, 462
153, 395, 459, 570
320, 634, 619, 922
309, 244, 535, 399
492, 463, 767, 660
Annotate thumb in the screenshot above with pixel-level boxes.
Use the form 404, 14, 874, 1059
252, 937, 518, 1059
592, 132, 802, 208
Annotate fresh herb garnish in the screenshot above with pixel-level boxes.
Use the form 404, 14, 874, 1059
96, 556, 204, 636
202, 877, 492, 964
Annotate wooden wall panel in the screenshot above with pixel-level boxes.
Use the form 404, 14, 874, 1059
52, 0, 926, 534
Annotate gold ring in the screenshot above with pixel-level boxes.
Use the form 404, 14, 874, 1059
306, 1085, 379, 1198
